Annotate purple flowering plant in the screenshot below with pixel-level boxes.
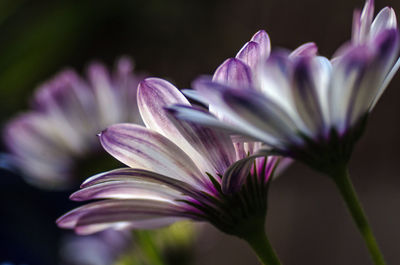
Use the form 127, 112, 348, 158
171, 0, 399, 264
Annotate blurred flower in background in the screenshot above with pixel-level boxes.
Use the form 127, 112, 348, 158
60, 222, 195, 265
3, 57, 143, 189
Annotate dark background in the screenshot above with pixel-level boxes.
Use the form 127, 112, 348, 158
0, 0, 399, 264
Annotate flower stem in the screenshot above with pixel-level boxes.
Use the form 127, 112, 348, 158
242, 229, 282, 265
331, 168, 386, 265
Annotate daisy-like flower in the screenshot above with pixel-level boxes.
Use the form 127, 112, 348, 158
170, 1, 398, 264
3, 57, 144, 189
57, 77, 286, 265
175, 0, 399, 175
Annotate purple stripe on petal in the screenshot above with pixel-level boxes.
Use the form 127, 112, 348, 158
291, 56, 325, 135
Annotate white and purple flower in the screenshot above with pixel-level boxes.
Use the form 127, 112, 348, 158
173, 0, 400, 173
3, 57, 144, 189
57, 77, 285, 239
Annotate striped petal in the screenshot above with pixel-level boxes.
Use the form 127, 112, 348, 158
71, 180, 184, 202
222, 86, 303, 148
250, 30, 271, 59
57, 199, 188, 235
166, 107, 236, 175
212, 58, 253, 88
99, 123, 207, 188
236, 41, 263, 70
291, 56, 326, 136
137, 78, 215, 175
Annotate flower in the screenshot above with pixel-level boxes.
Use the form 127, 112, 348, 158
172, 1, 400, 174
3, 57, 144, 189
57, 77, 285, 239
60, 229, 131, 265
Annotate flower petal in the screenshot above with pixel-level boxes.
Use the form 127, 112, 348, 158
99, 123, 207, 188
250, 30, 271, 59
166, 107, 236, 175
137, 78, 216, 175
71, 179, 184, 202
370, 7, 398, 40
222, 88, 303, 147
289, 42, 318, 58
236, 41, 263, 70
57, 199, 189, 234
212, 58, 253, 88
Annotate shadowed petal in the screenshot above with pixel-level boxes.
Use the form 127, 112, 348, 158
99, 123, 207, 188
222, 88, 304, 147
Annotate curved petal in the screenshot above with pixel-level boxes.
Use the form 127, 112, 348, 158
250, 30, 271, 58
370, 7, 397, 40
236, 41, 263, 70
71, 180, 184, 202
137, 78, 214, 175
289, 42, 318, 58
213, 58, 253, 88
99, 123, 207, 188
57, 199, 189, 235
166, 107, 236, 175
222, 88, 304, 147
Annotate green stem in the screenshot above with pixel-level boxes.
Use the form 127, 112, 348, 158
331, 168, 386, 265
242, 229, 282, 265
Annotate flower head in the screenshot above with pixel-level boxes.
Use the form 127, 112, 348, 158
57, 77, 285, 238
4, 57, 144, 188
172, 2, 400, 174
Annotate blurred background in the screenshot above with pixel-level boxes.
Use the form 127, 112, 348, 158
0, 0, 400, 264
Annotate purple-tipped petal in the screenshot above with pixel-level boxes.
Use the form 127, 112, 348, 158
250, 30, 271, 58
212, 58, 253, 88
99, 123, 207, 188
166, 107, 236, 175
290, 42, 318, 58
57, 199, 188, 234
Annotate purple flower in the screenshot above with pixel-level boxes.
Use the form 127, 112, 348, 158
3, 57, 144, 188
57, 77, 286, 238
60, 229, 131, 265
173, 1, 400, 173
